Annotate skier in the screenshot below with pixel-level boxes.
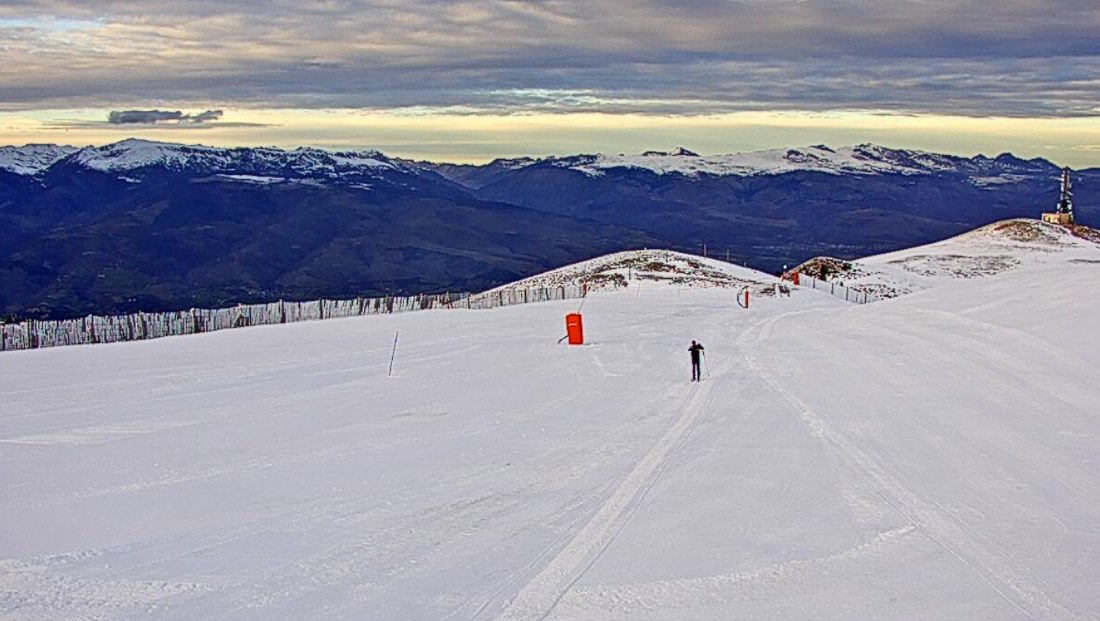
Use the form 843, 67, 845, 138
688, 340, 705, 382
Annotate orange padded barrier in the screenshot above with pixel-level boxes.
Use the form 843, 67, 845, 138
566, 313, 584, 345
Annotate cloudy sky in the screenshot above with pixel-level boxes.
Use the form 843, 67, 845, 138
1, 0, 1098, 165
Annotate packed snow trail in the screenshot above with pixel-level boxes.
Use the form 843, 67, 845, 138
495, 325, 741, 620
0, 287, 800, 620
736, 314, 1087, 621
546, 264, 1100, 620
3, 258, 1100, 619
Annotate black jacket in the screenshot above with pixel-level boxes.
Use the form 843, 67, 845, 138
688, 343, 704, 362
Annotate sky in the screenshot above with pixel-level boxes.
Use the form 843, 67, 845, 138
1, 0, 1099, 166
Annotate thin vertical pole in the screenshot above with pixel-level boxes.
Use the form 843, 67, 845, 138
388, 330, 400, 377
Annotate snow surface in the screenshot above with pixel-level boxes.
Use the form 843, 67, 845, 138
216, 174, 287, 184
478, 250, 780, 296
491, 157, 539, 171
0, 144, 78, 175
67, 139, 400, 177
562, 144, 990, 179
2, 232, 1100, 620
793, 219, 1100, 299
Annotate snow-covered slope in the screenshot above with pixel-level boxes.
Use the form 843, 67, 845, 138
0, 144, 79, 175
0, 139, 450, 181
3, 240, 1100, 619
547, 144, 1054, 183
793, 219, 1100, 299
65, 138, 406, 177
479, 249, 783, 295
0, 139, 429, 181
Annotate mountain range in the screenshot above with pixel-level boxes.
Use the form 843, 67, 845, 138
1, 139, 1095, 319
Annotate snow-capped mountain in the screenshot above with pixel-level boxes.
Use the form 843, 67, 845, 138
60, 138, 421, 180
0, 139, 658, 320
0, 139, 440, 185
0, 139, 1070, 185
536, 144, 1057, 184
0, 144, 79, 175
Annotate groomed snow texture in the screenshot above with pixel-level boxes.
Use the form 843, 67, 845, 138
2, 226, 1099, 620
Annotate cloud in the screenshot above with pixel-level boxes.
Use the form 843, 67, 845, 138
0, 1, 1098, 118
107, 109, 224, 124
189, 109, 223, 123
108, 110, 183, 124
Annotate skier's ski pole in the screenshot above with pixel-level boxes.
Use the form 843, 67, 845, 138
388, 330, 399, 376
702, 351, 710, 378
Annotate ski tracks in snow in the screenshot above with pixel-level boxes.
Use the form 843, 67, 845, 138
492, 354, 736, 621
736, 311, 1091, 621
0, 551, 205, 620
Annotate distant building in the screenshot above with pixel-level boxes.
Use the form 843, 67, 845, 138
1041, 168, 1075, 225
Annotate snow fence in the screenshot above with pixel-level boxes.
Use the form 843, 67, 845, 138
797, 273, 880, 304
1, 284, 593, 352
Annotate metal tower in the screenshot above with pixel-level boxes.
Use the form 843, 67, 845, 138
1056, 168, 1074, 217
1043, 168, 1075, 225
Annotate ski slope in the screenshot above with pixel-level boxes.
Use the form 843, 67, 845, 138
793, 219, 1100, 299
2, 235, 1100, 619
